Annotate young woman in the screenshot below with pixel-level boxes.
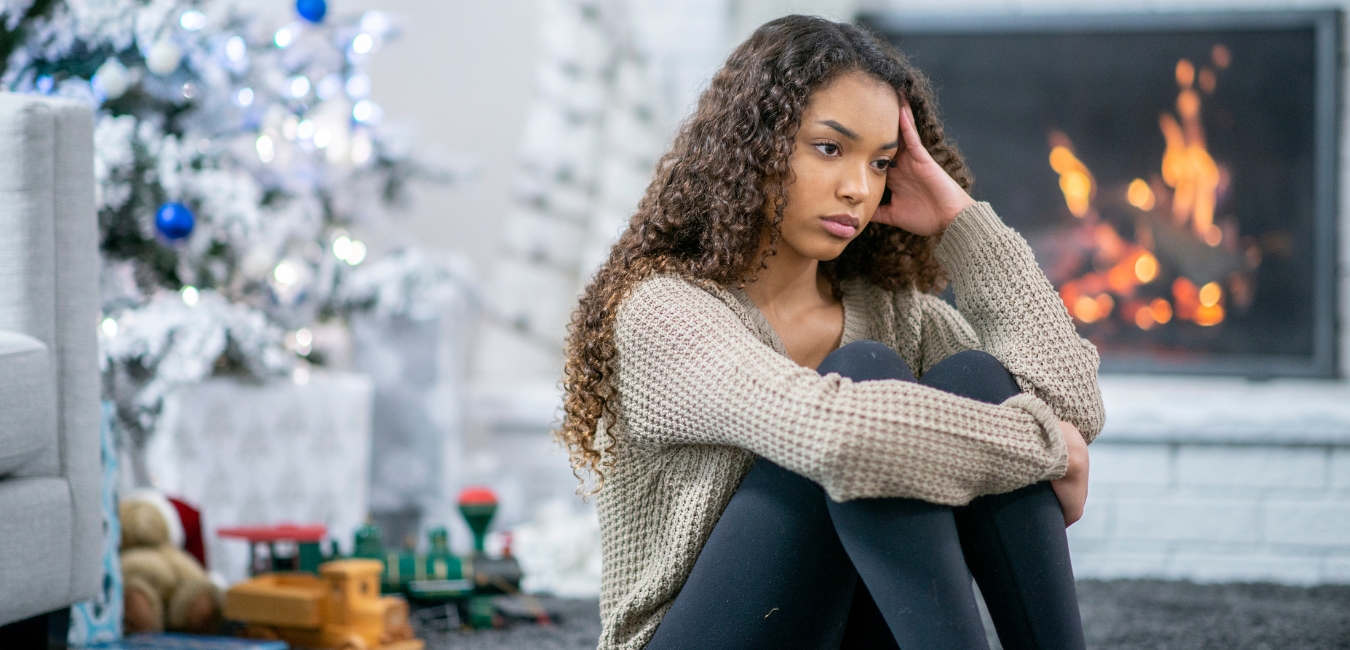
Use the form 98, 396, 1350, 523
559, 15, 1103, 650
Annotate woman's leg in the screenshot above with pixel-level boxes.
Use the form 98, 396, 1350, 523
644, 456, 861, 650
650, 341, 991, 650
819, 342, 990, 650
921, 350, 1087, 650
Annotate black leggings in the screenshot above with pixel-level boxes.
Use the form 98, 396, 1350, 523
646, 341, 1085, 650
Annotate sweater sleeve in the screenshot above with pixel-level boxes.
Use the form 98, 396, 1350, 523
612, 276, 1068, 505
927, 202, 1106, 443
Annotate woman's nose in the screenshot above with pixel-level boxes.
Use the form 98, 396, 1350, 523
837, 163, 871, 204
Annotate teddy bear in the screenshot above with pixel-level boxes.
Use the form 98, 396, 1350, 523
119, 490, 222, 634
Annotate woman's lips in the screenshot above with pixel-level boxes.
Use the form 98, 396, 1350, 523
820, 214, 860, 238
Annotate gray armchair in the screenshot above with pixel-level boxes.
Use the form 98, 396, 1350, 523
0, 94, 102, 631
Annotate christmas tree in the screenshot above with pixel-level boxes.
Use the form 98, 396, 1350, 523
1, 0, 466, 482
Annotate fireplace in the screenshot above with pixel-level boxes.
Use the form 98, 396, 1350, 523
862, 11, 1340, 377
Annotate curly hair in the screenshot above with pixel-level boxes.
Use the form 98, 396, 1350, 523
557, 15, 972, 490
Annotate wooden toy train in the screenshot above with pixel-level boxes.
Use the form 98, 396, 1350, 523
221, 487, 524, 632
224, 558, 423, 650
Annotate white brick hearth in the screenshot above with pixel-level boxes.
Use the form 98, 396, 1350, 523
1071, 377, 1350, 584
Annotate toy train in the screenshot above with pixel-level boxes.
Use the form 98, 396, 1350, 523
224, 558, 423, 650
221, 487, 525, 631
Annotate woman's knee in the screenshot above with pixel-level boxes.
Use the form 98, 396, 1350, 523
818, 341, 915, 382
919, 350, 1020, 405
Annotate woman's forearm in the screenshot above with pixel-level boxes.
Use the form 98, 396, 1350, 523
931, 203, 1106, 442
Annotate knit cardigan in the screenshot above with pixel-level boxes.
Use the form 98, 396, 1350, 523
594, 202, 1106, 650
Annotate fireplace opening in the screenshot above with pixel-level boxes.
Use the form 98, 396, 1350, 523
863, 12, 1340, 377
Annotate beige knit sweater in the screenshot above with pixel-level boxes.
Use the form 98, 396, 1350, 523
594, 203, 1105, 650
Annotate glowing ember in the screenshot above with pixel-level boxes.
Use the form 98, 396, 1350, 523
1175, 59, 1196, 87
1127, 178, 1156, 210
1172, 277, 1200, 321
1134, 252, 1158, 283
1198, 281, 1222, 307
1134, 305, 1155, 330
1151, 298, 1173, 324
1198, 67, 1217, 94
1074, 295, 1102, 323
1212, 44, 1231, 69
1195, 304, 1224, 326
1049, 144, 1094, 218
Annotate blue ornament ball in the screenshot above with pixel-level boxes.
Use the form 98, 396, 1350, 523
155, 202, 195, 240
296, 0, 327, 23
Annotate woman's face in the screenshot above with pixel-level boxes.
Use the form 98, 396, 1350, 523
776, 71, 900, 262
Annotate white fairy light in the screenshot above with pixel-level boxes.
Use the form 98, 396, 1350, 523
352, 100, 382, 124
93, 58, 129, 100
256, 135, 275, 162
179, 10, 206, 31
146, 39, 182, 76
351, 33, 374, 54
236, 87, 254, 106
225, 36, 247, 62
295, 328, 313, 347
332, 235, 352, 260
346, 240, 367, 265
274, 26, 294, 48
292, 366, 310, 385
181, 285, 199, 306
313, 128, 331, 148
101, 318, 118, 337
273, 260, 299, 286
296, 119, 316, 140
288, 75, 311, 98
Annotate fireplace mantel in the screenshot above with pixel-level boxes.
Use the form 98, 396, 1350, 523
1099, 375, 1350, 445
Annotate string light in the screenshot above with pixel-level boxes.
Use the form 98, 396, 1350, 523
256, 135, 275, 162
288, 75, 311, 98
275, 26, 295, 48
179, 10, 207, 31
352, 33, 374, 54
225, 36, 248, 62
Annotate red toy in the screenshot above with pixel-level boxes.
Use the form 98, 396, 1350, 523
217, 524, 328, 574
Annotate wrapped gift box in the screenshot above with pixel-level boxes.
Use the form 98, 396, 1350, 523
146, 372, 374, 584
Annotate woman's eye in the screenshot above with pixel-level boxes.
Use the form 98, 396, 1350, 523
872, 159, 891, 171
815, 143, 839, 156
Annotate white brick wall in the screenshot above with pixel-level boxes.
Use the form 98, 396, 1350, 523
1070, 441, 1350, 585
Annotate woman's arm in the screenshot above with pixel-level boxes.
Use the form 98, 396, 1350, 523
612, 276, 1068, 506
923, 203, 1106, 443
876, 103, 1104, 444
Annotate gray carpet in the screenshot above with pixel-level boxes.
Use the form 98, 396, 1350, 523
415, 580, 1350, 649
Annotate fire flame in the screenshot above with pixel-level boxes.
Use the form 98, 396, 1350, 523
1049, 144, 1094, 218
1160, 58, 1222, 242
1051, 49, 1240, 330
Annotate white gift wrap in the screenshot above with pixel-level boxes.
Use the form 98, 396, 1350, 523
147, 371, 374, 585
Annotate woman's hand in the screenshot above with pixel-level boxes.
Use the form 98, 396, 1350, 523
1051, 420, 1089, 527
871, 101, 976, 237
